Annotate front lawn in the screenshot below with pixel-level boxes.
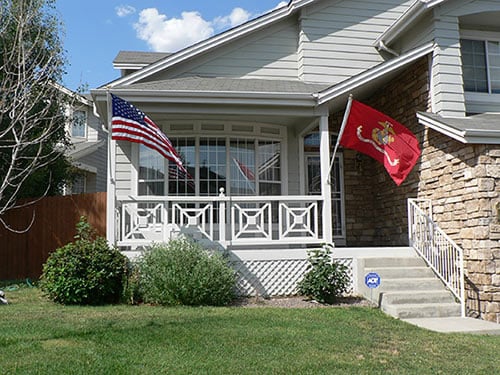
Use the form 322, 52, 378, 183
1, 286, 499, 374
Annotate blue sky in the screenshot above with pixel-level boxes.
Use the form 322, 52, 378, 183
56, 1, 288, 92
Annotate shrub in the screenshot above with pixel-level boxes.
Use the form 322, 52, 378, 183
297, 245, 350, 304
40, 217, 128, 305
138, 238, 236, 306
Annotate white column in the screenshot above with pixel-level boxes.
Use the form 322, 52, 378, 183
319, 114, 333, 244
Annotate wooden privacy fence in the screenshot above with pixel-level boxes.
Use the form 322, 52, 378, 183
0, 192, 106, 280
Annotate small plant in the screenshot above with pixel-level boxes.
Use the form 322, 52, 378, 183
137, 238, 236, 306
40, 217, 128, 305
297, 245, 350, 304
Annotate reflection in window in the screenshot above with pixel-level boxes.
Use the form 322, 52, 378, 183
139, 145, 164, 195
461, 38, 500, 93
169, 138, 195, 196
71, 110, 86, 138
257, 141, 281, 195
138, 136, 282, 196
200, 138, 226, 196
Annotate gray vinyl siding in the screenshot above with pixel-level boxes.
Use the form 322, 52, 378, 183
298, 0, 413, 84
438, 0, 500, 115
115, 142, 133, 195
150, 18, 300, 81
393, 15, 435, 54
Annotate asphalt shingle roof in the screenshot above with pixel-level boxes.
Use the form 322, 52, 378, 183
122, 76, 331, 94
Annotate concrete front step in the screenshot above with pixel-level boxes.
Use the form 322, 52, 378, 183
381, 290, 456, 305
365, 266, 434, 279
357, 254, 462, 320
382, 302, 462, 319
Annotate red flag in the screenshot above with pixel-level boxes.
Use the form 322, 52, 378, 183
339, 100, 421, 185
111, 94, 192, 179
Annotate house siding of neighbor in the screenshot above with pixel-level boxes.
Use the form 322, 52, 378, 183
92, 0, 500, 321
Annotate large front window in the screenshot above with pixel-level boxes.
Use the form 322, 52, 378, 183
461, 38, 500, 93
138, 136, 281, 196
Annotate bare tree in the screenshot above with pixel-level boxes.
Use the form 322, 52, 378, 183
0, 0, 72, 221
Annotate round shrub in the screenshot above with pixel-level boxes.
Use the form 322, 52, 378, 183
40, 217, 128, 305
138, 238, 236, 306
297, 245, 350, 304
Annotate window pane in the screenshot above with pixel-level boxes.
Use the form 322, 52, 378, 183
461, 39, 488, 92
230, 139, 255, 195
258, 141, 280, 182
200, 138, 226, 196
71, 110, 86, 137
139, 145, 164, 196
488, 41, 500, 93
168, 138, 195, 196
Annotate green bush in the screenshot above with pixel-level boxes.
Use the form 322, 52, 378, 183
297, 245, 350, 304
40, 217, 128, 305
137, 238, 236, 306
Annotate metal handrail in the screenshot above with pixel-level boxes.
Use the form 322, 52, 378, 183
408, 198, 466, 317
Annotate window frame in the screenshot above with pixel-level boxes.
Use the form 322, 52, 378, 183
460, 31, 500, 95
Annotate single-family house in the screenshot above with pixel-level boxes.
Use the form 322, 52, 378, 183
92, 0, 500, 322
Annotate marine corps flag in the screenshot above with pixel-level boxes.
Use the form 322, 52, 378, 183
339, 99, 421, 185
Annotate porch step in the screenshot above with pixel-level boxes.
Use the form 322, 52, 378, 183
357, 255, 461, 319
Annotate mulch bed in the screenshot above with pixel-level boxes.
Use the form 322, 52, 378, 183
231, 295, 373, 308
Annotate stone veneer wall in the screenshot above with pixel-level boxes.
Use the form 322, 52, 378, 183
417, 130, 500, 321
330, 56, 430, 246
328, 55, 499, 321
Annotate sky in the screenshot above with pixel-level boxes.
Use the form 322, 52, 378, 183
55, 1, 289, 92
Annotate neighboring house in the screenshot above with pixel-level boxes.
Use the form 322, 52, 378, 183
63, 88, 107, 194
92, 0, 500, 321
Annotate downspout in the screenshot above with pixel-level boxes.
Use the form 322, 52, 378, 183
376, 40, 400, 57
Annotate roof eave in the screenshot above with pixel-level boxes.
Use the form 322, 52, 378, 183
416, 112, 500, 144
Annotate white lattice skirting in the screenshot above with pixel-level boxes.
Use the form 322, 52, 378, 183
230, 252, 354, 297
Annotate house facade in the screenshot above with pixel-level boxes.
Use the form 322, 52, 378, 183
64, 90, 107, 194
92, 0, 500, 321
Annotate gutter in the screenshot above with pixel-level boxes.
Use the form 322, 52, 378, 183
374, 0, 447, 48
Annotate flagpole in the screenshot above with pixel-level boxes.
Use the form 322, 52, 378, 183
327, 94, 353, 184
106, 91, 117, 246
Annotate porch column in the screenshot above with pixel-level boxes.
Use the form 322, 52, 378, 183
319, 114, 333, 244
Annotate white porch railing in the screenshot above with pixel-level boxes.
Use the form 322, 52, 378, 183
408, 198, 466, 317
116, 190, 326, 249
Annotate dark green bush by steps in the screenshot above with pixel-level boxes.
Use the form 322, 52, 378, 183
297, 245, 349, 304
137, 238, 236, 306
40, 217, 128, 305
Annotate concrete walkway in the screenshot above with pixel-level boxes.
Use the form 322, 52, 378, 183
404, 317, 500, 335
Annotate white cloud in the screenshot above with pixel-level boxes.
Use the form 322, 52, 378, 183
134, 8, 213, 52
134, 3, 290, 53
116, 5, 136, 18
213, 7, 251, 30
275, 2, 289, 10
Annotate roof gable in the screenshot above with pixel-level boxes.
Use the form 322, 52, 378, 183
106, 0, 316, 88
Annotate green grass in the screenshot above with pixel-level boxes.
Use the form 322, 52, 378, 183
1, 286, 499, 374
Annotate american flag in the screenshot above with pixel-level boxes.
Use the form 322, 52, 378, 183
111, 94, 191, 178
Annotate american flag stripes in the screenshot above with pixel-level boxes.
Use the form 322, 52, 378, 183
111, 94, 191, 178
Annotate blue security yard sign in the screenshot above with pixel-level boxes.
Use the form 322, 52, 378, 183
365, 272, 381, 289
